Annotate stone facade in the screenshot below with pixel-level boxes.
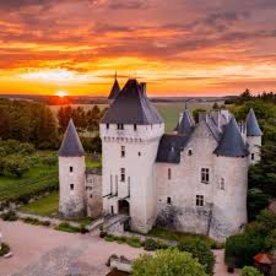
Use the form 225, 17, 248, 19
59, 156, 86, 217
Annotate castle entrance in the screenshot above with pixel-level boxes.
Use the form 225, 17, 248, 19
118, 200, 130, 216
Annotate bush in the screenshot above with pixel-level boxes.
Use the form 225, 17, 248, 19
265, 228, 276, 250
225, 233, 264, 268
0, 243, 10, 257
23, 217, 51, 227
177, 238, 215, 275
4, 156, 31, 178
0, 210, 18, 221
143, 238, 169, 251
241, 266, 263, 276
132, 248, 207, 276
125, 237, 142, 248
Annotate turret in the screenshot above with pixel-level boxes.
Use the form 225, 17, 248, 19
100, 79, 164, 233
211, 117, 249, 241
58, 119, 86, 217
174, 104, 194, 135
246, 108, 262, 164
107, 72, 120, 105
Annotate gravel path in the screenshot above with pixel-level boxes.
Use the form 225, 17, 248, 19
0, 220, 238, 276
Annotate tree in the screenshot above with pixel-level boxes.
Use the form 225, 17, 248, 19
132, 248, 207, 276
212, 102, 219, 110
192, 108, 207, 123
177, 238, 215, 275
5, 156, 30, 178
241, 266, 263, 276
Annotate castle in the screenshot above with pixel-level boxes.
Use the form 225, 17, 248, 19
58, 77, 262, 241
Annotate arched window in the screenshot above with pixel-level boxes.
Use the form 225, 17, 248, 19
188, 149, 193, 156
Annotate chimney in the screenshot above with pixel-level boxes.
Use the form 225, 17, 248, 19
140, 82, 147, 95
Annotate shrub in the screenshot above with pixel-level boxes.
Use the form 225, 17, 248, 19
144, 238, 160, 251
225, 233, 264, 268
0, 210, 18, 221
177, 238, 215, 275
125, 237, 142, 248
241, 266, 263, 276
4, 156, 30, 178
255, 209, 276, 235
132, 248, 207, 276
23, 217, 51, 227
104, 234, 115, 242
265, 228, 276, 250
0, 243, 10, 257
99, 231, 106, 238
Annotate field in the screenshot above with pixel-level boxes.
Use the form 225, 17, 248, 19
50, 101, 220, 132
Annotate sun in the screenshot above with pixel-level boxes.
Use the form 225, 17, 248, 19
55, 90, 68, 97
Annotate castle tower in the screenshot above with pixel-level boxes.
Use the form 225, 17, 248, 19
58, 119, 86, 217
211, 117, 249, 240
246, 108, 262, 164
100, 79, 164, 233
107, 72, 120, 105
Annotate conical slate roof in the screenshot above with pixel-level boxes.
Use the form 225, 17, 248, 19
177, 111, 194, 135
246, 108, 262, 136
102, 79, 163, 125
58, 119, 85, 157
214, 117, 249, 157
108, 77, 120, 100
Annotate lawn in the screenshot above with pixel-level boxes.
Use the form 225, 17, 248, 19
19, 191, 59, 216
148, 227, 217, 248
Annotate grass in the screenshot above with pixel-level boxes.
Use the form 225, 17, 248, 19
0, 151, 58, 203
54, 222, 88, 234
19, 191, 59, 216
148, 227, 217, 248
104, 234, 143, 248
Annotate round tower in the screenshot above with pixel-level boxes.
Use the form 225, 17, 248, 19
58, 119, 86, 218
246, 108, 262, 164
100, 79, 164, 234
211, 117, 249, 241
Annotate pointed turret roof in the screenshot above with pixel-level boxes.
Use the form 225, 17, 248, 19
108, 73, 120, 100
246, 108, 262, 136
102, 79, 163, 125
214, 117, 248, 157
58, 119, 85, 157
176, 111, 194, 135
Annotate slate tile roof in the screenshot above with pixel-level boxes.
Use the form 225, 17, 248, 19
246, 108, 263, 136
58, 119, 85, 157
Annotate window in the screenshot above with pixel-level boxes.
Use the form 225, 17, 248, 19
117, 124, 124, 130
134, 124, 137, 131
69, 166, 73, 172
167, 197, 172, 205
220, 178, 225, 190
196, 195, 204, 206
111, 206, 114, 214
90, 194, 93, 198
138, 152, 141, 156
201, 168, 209, 184
120, 168, 125, 182
70, 184, 74, 191
106, 123, 109, 129
121, 146, 125, 157
251, 153, 255, 160
188, 149, 193, 156
168, 168, 172, 180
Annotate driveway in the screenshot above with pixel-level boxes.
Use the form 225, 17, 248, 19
0, 220, 238, 276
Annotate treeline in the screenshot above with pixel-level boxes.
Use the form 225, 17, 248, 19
0, 99, 58, 149
0, 99, 106, 152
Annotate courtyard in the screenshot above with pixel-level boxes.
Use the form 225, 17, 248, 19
0, 220, 238, 276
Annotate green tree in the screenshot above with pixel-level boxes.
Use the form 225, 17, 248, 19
132, 248, 207, 276
241, 266, 263, 276
192, 108, 207, 123
5, 156, 30, 178
177, 238, 215, 275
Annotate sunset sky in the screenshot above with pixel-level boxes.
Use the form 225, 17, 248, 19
0, 0, 276, 96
